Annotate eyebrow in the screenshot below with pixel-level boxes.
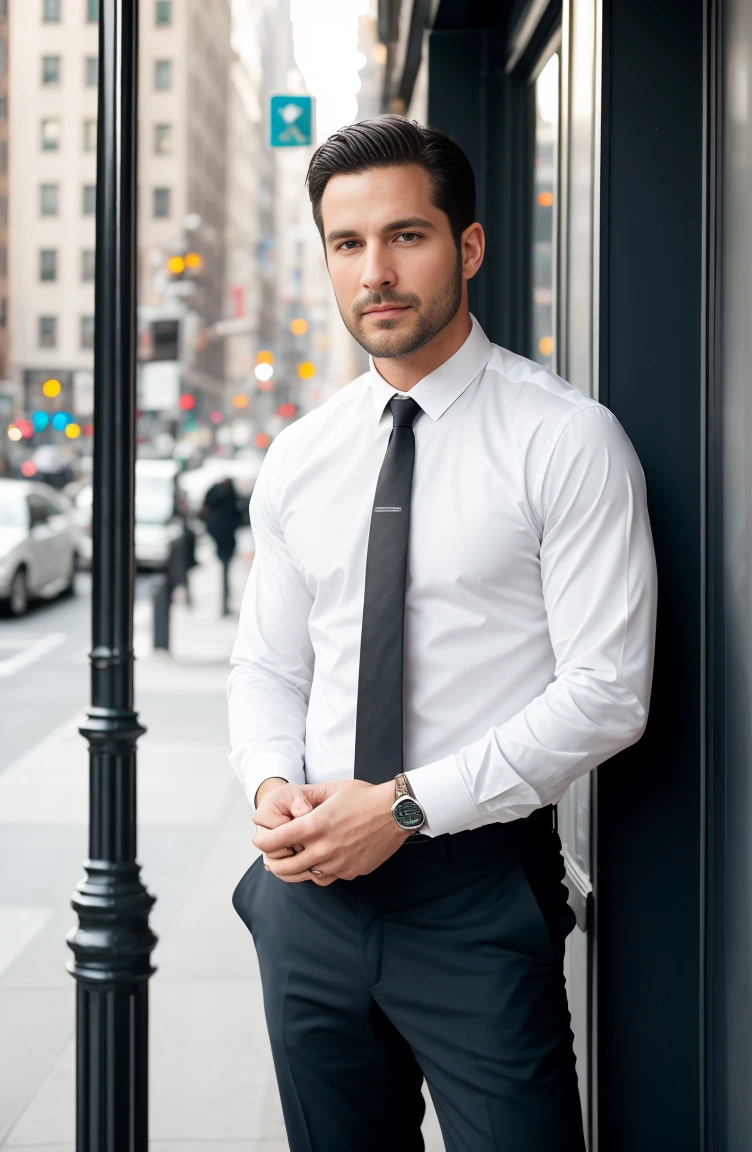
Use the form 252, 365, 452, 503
325, 217, 436, 244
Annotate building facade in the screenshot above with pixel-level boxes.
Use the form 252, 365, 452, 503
8, 0, 100, 425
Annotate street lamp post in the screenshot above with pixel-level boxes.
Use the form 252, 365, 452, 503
67, 3, 157, 1149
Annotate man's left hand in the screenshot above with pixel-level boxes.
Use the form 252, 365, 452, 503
252, 779, 411, 885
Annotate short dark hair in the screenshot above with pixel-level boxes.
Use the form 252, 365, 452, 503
306, 115, 476, 246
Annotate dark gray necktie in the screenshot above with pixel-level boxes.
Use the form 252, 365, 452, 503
354, 395, 422, 785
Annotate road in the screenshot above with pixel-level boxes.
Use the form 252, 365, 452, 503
0, 573, 155, 775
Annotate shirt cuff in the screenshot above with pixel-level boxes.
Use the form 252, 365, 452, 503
232, 752, 306, 811
405, 756, 483, 837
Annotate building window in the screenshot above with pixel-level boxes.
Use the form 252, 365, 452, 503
82, 248, 95, 281
153, 187, 170, 218
154, 124, 172, 154
0, 39, 7, 75
0, 141, 7, 174
0, 247, 7, 277
87, 0, 99, 20
0, 299, 7, 328
41, 184, 59, 215
38, 316, 57, 348
85, 56, 98, 86
154, 59, 172, 90
80, 314, 94, 349
39, 249, 57, 282
43, 0, 61, 23
82, 184, 96, 215
83, 119, 97, 152
41, 118, 61, 151
155, 1, 172, 26
42, 55, 61, 85
0, 95, 7, 121
0, 197, 7, 227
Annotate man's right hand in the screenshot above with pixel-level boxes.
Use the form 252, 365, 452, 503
253, 779, 318, 865
253, 778, 315, 831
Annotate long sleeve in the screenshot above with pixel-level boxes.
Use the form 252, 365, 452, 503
407, 406, 658, 837
227, 451, 315, 807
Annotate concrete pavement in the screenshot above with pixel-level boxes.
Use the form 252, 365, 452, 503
0, 542, 444, 1150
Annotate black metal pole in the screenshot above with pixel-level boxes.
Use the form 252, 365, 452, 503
67, 3, 156, 1150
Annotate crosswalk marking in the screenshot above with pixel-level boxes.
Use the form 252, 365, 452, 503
0, 632, 67, 678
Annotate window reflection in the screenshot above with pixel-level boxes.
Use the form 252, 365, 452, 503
531, 53, 559, 370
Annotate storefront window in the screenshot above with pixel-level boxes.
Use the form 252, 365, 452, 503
531, 52, 559, 370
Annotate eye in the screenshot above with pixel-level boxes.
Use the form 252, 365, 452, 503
336, 239, 361, 251
395, 232, 421, 243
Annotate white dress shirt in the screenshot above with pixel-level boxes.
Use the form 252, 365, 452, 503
228, 317, 657, 837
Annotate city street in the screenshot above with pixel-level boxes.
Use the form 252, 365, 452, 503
0, 544, 443, 1151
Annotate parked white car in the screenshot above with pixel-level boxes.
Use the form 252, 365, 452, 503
0, 478, 82, 616
75, 458, 184, 571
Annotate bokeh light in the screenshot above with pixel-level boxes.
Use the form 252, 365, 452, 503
297, 361, 316, 380
178, 393, 196, 411
15, 419, 33, 439
20, 460, 37, 477
231, 393, 250, 409
538, 336, 554, 357
42, 378, 61, 398
168, 255, 186, 274
257, 377, 274, 392
209, 410, 223, 424
278, 402, 296, 419
65, 422, 81, 439
255, 432, 271, 449
7, 424, 21, 441
185, 252, 202, 270
51, 412, 71, 431
255, 363, 274, 382
256, 350, 274, 365
290, 317, 308, 336
32, 411, 49, 432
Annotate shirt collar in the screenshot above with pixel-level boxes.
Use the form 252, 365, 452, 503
367, 314, 492, 423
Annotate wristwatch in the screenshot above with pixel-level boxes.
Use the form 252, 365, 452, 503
391, 773, 425, 832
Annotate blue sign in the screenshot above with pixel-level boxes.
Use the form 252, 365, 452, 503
270, 95, 313, 148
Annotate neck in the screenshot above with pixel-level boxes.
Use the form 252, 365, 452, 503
371, 306, 472, 392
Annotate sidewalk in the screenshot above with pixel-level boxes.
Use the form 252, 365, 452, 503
0, 542, 443, 1150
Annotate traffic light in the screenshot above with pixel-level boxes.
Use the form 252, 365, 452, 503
166, 251, 203, 282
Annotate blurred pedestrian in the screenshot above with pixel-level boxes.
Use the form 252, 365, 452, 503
202, 477, 241, 616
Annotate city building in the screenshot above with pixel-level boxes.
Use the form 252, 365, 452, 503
8, 0, 100, 428
138, 0, 233, 427
0, 0, 9, 415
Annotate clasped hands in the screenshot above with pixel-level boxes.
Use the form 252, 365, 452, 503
252, 777, 412, 886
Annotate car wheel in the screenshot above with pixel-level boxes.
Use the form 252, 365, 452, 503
62, 552, 78, 597
9, 567, 28, 617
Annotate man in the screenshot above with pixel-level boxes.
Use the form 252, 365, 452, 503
228, 116, 657, 1152
202, 476, 241, 616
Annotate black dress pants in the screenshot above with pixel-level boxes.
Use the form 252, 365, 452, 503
233, 809, 585, 1152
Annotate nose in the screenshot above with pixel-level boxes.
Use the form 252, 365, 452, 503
361, 244, 396, 293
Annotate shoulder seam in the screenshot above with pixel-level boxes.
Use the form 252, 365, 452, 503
532, 403, 614, 517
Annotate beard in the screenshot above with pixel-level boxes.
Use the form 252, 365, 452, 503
340, 251, 464, 359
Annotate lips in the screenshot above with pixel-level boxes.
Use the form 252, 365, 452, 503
362, 306, 410, 318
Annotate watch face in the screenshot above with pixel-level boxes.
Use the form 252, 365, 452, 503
393, 796, 425, 830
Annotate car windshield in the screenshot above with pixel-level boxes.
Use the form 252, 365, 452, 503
0, 491, 28, 528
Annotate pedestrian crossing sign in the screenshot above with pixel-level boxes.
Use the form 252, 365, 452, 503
270, 95, 313, 148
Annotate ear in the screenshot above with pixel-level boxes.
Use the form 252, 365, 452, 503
461, 222, 485, 281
